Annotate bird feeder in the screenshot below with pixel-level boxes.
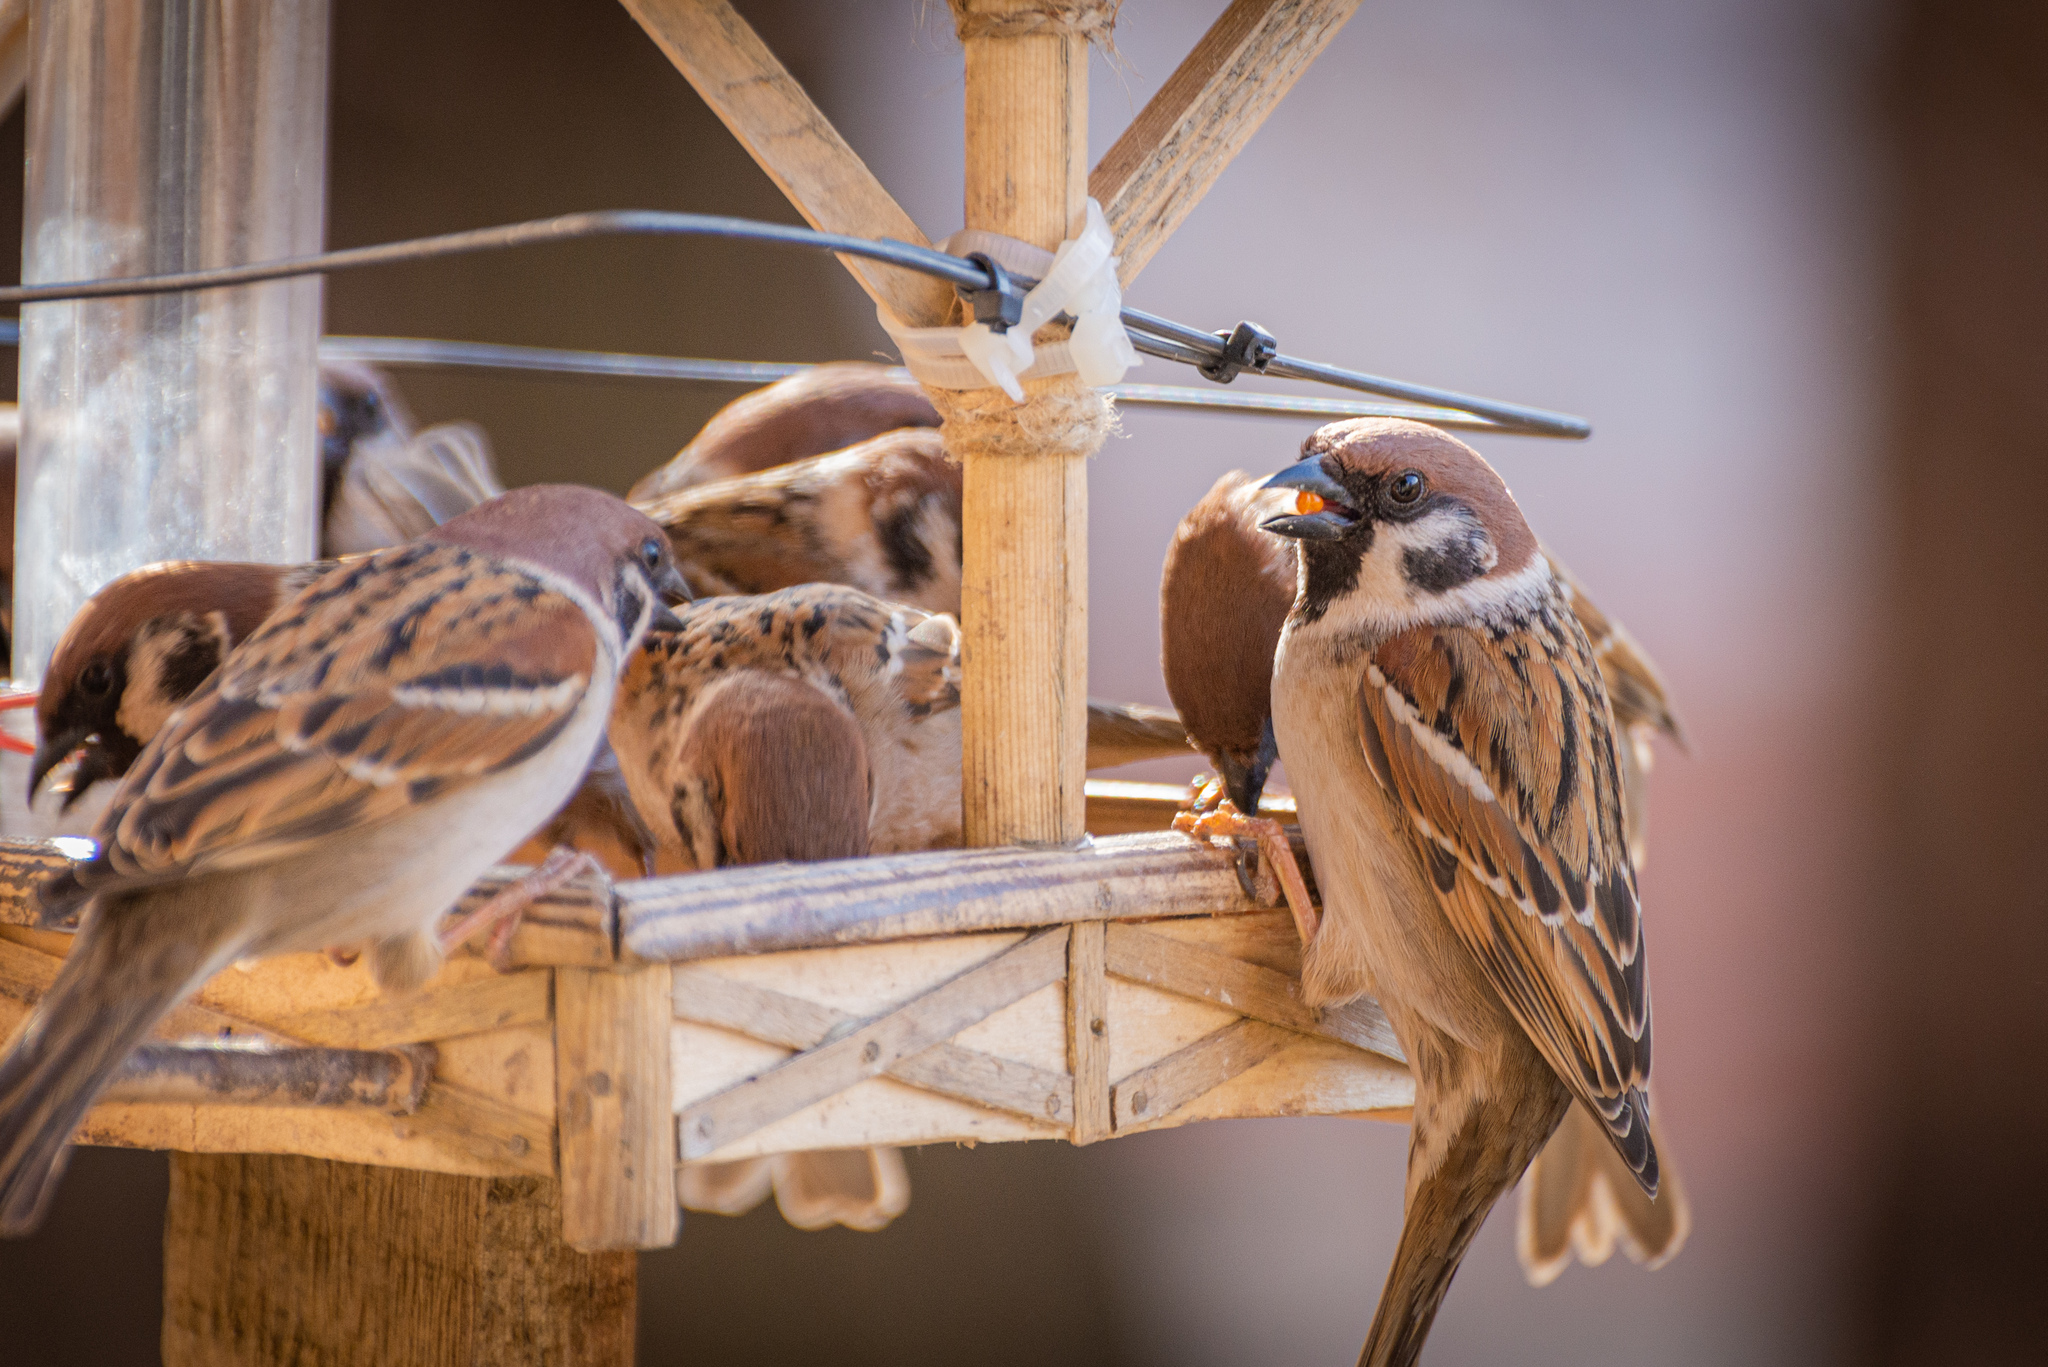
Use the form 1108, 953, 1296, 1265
0, 2, 1420, 1362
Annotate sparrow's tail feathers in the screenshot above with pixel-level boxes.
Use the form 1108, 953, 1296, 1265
1360, 1080, 1567, 1367
0, 894, 234, 1235
1518, 1102, 1691, 1287
773, 1147, 911, 1232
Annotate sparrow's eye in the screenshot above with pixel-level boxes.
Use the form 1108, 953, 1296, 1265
78, 660, 114, 698
1386, 471, 1426, 506
640, 537, 665, 572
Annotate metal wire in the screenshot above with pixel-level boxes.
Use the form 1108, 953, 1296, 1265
0, 208, 1592, 438
315, 334, 1523, 432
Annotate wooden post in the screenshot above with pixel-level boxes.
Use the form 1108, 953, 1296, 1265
162, 1154, 635, 1367
952, 0, 1101, 849
555, 964, 679, 1251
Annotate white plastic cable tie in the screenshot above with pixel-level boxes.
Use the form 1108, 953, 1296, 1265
878, 198, 1137, 403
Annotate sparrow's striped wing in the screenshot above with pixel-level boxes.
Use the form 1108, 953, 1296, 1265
47, 543, 598, 909
1355, 596, 1657, 1191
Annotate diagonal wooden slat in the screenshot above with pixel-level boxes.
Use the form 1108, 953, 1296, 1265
1111, 1017, 1297, 1131
1090, 0, 1363, 284
617, 0, 956, 326
1103, 923, 1403, 1062
670, 963, 1073, 1123
677, 928, 1071, 1157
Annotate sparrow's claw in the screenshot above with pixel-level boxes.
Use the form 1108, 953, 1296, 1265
1174, 800, 1319, 948
439, 846, 601, 971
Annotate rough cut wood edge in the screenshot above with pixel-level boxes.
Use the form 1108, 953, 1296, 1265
1066, 921, 1111, 1143
101, 1041, 434, 1113
1090, 0, 1363, 284
678, 928, 1069, 1158
556, 965, 679, 1250
162, 1154, 636, 1367
617, 0, 955, 325
671, 964, 1072, 1123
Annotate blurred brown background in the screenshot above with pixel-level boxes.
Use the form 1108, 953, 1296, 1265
2, 0, 2044, 1362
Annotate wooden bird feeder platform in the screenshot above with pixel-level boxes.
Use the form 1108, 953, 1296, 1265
1, 1, 1393, 1361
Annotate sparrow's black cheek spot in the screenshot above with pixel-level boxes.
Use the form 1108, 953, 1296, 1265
1401, 534, 1491, 594
158, 629, 226, 703
877, 501, 934, 589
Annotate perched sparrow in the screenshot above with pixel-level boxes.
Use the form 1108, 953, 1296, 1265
611, 583, 955, 1232
609, 583, 963, 861
1261, 419, 1658, 1366
638, 428, 964, 617
29, 558, 659, 880
1160, 465, 1690, 1289
0, 485, 689, 1234
628, 362, 938, 503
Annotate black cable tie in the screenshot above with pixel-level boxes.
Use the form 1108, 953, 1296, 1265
1198, 320, 1278, 384
959, 253, 1026, 333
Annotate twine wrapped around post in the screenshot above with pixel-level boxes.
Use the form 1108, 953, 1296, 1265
946, 0, 1122, 50
926, 371, 1116, 461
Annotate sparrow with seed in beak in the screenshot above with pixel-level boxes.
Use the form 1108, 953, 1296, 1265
628, 362, 939, 503
1260, 419, 1659, 1366
1159, 467, 1691, 1289
0, 485, 689, 1234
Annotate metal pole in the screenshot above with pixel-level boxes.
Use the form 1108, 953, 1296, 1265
13, 0, 329, 687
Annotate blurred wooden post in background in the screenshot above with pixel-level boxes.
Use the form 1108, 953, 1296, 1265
162, 1154, 634, 1367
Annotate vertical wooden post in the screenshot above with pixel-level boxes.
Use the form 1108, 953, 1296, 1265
1066, 920, 1112, 1143
162, 1154, 635, 1367
953, 0, 1100, 849
556, 964, 679, 1251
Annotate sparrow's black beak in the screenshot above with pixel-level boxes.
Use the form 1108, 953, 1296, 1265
646, 563, 694, 632
1259, 458, 1355, 541
27, 728, 85, 808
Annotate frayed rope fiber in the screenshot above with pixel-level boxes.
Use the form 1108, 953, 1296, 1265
947, 1, 1121, 50
928, 372, 1117, 460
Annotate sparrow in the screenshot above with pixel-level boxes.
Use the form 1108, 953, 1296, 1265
637, 427, 964, 617
28, 558, 661, 880
1260, 419, 1658, 1366
318, 362, 508, 558
0, 485, 689, 1234
611, 582, 959, 1232
627, 362, 939, 503
609, 582, 963, 862
1160, 465, 1691, 1289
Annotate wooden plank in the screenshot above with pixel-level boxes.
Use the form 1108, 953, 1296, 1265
1066, 920, 1111, 1144
1090, 0, 1363, 284
556, 965, 679, 1250
1105, 922, 1403, 1062
0, 844, 615, 966
616, 0, 955, 325
671, 962, 1071, 1121
621, 829, 1303, 961
162, 1154, 634, 1367
678, 927, 1069, 1158
272, 970, 551, 1049
1110, 1017, 1297, 1130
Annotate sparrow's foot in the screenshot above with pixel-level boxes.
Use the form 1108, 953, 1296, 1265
1172, 801, 1319, 947
439, 846, 600, 971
